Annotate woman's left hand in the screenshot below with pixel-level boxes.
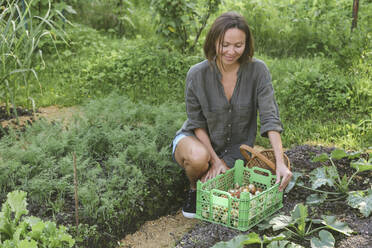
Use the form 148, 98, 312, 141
275, 162, 292, 191
201, 158, 229, 182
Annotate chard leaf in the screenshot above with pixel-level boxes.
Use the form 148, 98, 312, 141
306, 193, 326, 205
310, 167, 334, 189
310, 230, 335, 248
330, 149, 348, 160
285, 172, 303, 193
7, 190, 28, 223
321, 215, 353, 236
211, 234, 249, 248
351, 158, 372, 172
347, 189, 372, 217
312, 153, 329, 162
270, 215, 293, 231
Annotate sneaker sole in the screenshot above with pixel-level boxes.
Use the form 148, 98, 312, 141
182, 210, 196, 219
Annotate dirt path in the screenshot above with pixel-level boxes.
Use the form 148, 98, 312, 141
1, 105, 80, 129
119, 210, 199, 248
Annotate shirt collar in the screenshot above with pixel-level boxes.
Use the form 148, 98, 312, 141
211, 58, 244, 81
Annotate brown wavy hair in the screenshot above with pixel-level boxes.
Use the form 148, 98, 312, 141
204, 11, 254, 64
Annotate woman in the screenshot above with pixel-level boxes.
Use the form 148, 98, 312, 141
172, 11, 292, 218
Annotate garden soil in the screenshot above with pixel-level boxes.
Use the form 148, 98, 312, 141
1, 107, 370, 248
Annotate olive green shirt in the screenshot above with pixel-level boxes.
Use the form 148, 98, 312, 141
177, 58, 283, 167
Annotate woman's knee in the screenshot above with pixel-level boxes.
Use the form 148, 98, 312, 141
184, 145, 210, 170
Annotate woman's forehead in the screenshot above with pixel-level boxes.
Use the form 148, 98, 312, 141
219, 28, 246, 43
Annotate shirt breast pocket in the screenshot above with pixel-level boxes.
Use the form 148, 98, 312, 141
237, 105, 253, 123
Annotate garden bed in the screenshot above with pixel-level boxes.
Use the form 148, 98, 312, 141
173, 145, 371, 248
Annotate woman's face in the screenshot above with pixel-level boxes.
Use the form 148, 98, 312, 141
216, 28, 246, 66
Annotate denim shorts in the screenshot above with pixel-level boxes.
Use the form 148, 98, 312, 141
171, 132, 194, 166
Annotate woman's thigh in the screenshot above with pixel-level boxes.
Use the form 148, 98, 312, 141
174, 136, 209, 169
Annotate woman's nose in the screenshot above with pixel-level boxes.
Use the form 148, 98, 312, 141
227, 46, 234, 54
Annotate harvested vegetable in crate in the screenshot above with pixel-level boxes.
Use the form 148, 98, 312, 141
196, 160, 283, 231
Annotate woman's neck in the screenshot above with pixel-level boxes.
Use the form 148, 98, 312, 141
216, 59, 240, 74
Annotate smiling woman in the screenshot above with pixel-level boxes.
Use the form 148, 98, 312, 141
171, 11, 292, 219
217, 28, 246, 66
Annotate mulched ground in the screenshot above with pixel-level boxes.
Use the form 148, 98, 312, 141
0, 106, 36, 139
175, 145, 372, 248
0, 105, 35, 122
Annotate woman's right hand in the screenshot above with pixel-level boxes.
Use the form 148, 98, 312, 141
201, 158, 229, 182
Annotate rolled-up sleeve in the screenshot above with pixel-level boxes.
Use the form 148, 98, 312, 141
257, 64, 283, 137
184, 75, 207, 131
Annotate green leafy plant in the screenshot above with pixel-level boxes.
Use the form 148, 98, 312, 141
72, 0, 134, 37
347, 187, 372, 217
268, 204, 352, 247
211, 233, 299, 248
0, 0, 68, 116
211, 203, 353, 248
0, 95, 188, 247
151, 0, 221, 52
0, 190, 75, 247
287, 148, 372, 216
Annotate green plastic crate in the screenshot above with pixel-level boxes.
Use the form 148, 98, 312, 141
195, 160, 283, 231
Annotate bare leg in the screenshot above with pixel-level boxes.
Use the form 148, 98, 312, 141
174, 136, 210, 190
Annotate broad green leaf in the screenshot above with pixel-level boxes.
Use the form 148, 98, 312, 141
331, 149, 348, 160
0, 211, 13, 238
267, 240, 289, 248
351, 158, 372, 172
6, 191, 28, 222
347, 151, 362, 160
28, 220, 46, 240
291, 204, 308, 220
347, 189, 372, 217
310, 167, 334, 189
56, 232, 76, 246
240, 232, 262, 245
312, 153, 329, 162
12, 221, 28, 243
18, 239, 38, 248
24, 216, 42, 226
325, 166, 339, 182
321, 216, 353, 236
291, 204, 308, 234
306, 194, 326, 205
285, 172, 303, 193
270, 215, 293, 231
310, 230, 335, 248
257, 214, 280, 230
212, 234, 249, 248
